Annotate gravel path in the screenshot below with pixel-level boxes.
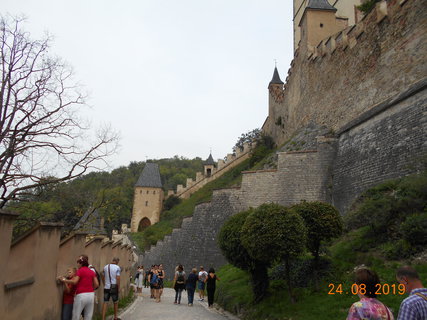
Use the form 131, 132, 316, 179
119, 288, 239, 320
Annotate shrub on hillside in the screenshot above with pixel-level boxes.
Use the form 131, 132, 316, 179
218, 209, 270, 303
291, 201, 343, 261
400, 212, 427, 247
163, 195, 181, 211
241, 203, 307, 303
344, 171, 427, 244
249, 134, 276, 167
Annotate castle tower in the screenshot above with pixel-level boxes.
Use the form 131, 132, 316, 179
295, 0, 360, 51
131, 163, 164, 233
204, 153, 216, 177
268, 67, 285, 125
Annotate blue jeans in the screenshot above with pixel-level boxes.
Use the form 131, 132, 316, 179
175, 288, 183, 303
61, 303, 73, 320
187, 287, 195, 304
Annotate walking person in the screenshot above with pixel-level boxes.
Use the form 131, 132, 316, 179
346, 265, 394, 320
158, 264, 166, 302
186, 268, 198, 306
198, 266, 208, 301
173, 264, 186, 304
149, 265, 161, 302
59, 256, 99, 320
396, 266, 427, 320
102, 257, 121, 320
58, 267, 77, 320
205, 267, 220, 308
135, 265, 144, 294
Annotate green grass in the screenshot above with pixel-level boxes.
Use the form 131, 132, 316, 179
93, 289, 134, 320
215, 230, 427, 320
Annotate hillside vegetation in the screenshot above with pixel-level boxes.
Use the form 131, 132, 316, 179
8, 157, 204, 238
214, 170, 427, 319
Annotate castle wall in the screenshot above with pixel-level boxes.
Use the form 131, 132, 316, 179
266, 0, 427, 147
141, 189, 245, 280
140, 0, 426, 277
174, 143, 252, 199
333, 80, 427, 213
0, 213, 135, 320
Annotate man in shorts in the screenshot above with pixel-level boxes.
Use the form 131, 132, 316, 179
198, 266, 208, 301
102, 257, 121, 320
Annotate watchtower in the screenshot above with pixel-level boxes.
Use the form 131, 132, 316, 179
204, 153, 216, 177
131, 163, 163, 232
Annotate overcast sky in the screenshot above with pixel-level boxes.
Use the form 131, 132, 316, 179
4, 0, 294, 170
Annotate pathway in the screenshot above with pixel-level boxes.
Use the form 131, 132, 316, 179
119, 288, 238, 320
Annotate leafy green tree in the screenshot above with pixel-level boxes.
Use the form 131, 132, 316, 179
291, 201, 342, 290
241, 203, 307, 303
291, 201, 342, 261
233, 128, 260, 153
218, 209, 270, 303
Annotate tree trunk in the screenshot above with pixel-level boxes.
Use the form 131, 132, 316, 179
250, 262, 269, 303
285, 257, 296, 303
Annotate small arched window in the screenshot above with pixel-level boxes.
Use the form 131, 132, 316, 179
145, 201, 148, 206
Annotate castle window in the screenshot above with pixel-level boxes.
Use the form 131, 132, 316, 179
140, 190, 142, 194
153, 191, 156, 194
146, 190, 149, 194
145, 201, 148, 206
320, 23, 324, 28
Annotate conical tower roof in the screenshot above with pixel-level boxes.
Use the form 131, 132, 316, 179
135, 163, 163, 188
269, 67, 284, 85
204, 153, 215, 165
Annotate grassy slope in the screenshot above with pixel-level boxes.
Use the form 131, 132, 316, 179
215, 227, 427, 320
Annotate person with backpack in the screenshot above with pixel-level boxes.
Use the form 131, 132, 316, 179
148, 265, 160, 302
198, 266, 208, 301
173, 264, 186, 304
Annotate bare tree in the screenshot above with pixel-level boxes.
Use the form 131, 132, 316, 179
0, 16, 119, 208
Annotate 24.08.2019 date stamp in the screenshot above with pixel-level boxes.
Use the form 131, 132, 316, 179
328, 283, 405, 295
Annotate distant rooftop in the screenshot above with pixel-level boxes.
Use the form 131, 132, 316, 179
135, 163, 163, 188
73, 207, 107, 235
306, 0, 337, 11
269, 67, 284, 85
205, 153, 215, 165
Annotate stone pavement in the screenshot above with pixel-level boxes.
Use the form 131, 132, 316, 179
119, 288, 239, 320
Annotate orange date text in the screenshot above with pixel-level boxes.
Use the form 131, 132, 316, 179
327, 283, 405, 295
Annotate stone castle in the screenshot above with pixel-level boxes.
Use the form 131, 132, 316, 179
139, 0, 426, 279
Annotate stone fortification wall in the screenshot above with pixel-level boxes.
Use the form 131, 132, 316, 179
333, 80, 427, 213
140, 189, 245, 280
140, 142, 336, 277
170, 142, 253, 199
0, 210, 135, 320
264, 0, 427, 146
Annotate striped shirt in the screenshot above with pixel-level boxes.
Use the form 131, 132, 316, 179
397, 288, 427, 320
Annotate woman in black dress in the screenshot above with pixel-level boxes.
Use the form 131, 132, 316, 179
205, 267, 220, 307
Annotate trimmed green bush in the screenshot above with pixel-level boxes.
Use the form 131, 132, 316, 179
241, 203, 307, 303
